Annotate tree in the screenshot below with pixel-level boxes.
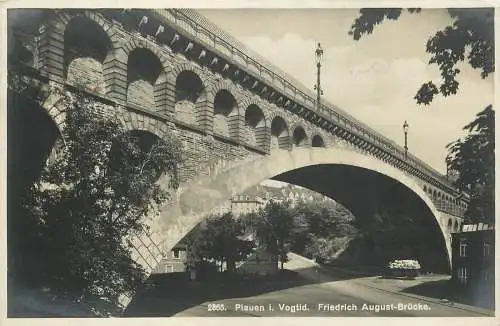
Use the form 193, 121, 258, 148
17, 89, 183, 316
349, 8, 494, 105
204, 213, 255, 272
446, 105, 494, 225
252, 200, 305, 270
183, 212, 255, 274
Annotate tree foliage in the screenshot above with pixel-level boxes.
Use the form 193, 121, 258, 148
290, 200, 358, 262
16, 90, 183, 315
303, 235, 351, 264
183, 212, 255, 273
349, 8, 494, 105
249, 200, 307, 270
446, 105, 495, 225
295, 200, 357, 239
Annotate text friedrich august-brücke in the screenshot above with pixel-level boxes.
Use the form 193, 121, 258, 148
233, 303, 432, 313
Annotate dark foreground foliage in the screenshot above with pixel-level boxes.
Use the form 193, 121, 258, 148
11, 90, 183, 316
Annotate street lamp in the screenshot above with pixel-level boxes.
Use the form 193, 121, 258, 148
314, 42, 324, 110
403, 120, 409, 160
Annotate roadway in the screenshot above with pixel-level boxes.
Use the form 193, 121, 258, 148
172, 253, 493, 317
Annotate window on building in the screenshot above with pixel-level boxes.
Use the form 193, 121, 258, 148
459, 238, 468, 257
483, 241, 491, 257
165, 265, 174, 273
482, 269, 490, 282
457, 267, 469, 284
173, 248, 180, 259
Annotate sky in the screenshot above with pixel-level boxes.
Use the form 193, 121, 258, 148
197, 8, 493, 176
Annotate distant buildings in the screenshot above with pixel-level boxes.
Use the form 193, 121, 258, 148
230, 194, 265, 216
153, 243, 188, 274
451, 223, 494, 309
208, 183, 335, 217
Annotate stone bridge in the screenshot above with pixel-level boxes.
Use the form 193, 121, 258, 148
8, 8, 470, 306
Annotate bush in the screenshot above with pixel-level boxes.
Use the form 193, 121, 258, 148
304, 236, 350, 263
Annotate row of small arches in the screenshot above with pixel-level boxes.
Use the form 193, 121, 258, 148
423, 185, 467, 209
58, 14, 327, 152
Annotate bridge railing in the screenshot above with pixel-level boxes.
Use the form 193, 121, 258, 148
152, 8, 458, 193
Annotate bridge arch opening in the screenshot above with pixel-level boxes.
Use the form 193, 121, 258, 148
175, 70, 205, 125
8, 91, 62, 278
155, 148, 452, 276
270, 116, 290, 150
311, 134, 325, 148
8, 91, 62, 195
271, 164, 450, 273
213, 90, 238, 139
292, 126, 308, 148
244, 104, 266, 150
64, 15, 112, 95
127, 48, 164, 109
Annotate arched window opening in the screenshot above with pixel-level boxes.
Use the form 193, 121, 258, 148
175, 70, 205, 125
213, 90, 237, 138
293, 126, 308, 147
312, 134, 325, 148
64, 16, 111, 94
270, 116, 289, 150
244, 104, 265, 148
127, 48, 163, 108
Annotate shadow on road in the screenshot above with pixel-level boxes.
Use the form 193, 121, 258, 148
124, 266, 379, 317
401, 279, 495, 311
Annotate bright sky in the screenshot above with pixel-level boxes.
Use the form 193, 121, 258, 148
198, 8, 493, 175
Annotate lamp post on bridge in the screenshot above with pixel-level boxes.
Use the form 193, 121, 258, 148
403, 120, 409, 160
314, 43, 324, 110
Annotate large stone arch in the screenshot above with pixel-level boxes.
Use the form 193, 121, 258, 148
167, 63, 210, 127
105, 37, 170, 109
124, 45, 168, 112
290, 122, 310, 148
311, 133, 327, 148
150, 147, 452, 275
8, 89, 64, 192
62, 14, 114, 95
117, 111, 172, 144
206, 80, 241, 141
239, 97, 269, 152
267, 112, 291, 151
39, 10, 118, 87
